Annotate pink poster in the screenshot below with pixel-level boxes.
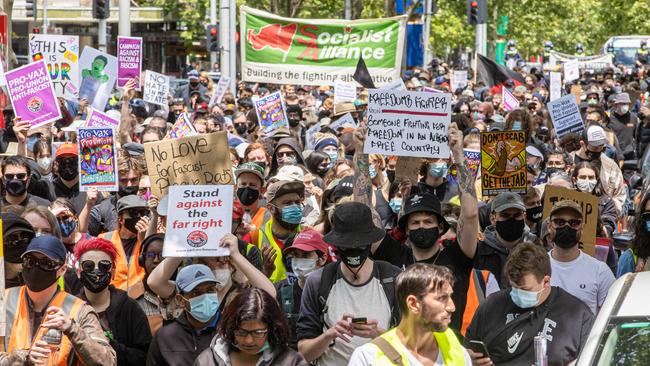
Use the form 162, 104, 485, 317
86, 108, 119, 128
117, 36, 143, 89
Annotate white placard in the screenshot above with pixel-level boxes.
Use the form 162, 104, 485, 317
333, 80, 357, 114
451, 70, 468, 91
550, 72, 562, 102
380, 78, 406, 91
563, 59, 579, 82
329, 113, 357, 131
548, 94, 585, 138
209, 76, 231, 107
143, 70, 170, 106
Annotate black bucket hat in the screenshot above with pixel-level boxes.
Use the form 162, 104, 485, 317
323, 202, 385, 249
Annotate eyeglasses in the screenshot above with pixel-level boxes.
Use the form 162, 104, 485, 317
551, 218, 583, 229
233, 328, 268, 339
144, 252, 163, 261
585, 119, 601, 124
4, 173, 27, 180
128, 209, 150, 218
81, 259, 113, 273
23, 256, 62, 271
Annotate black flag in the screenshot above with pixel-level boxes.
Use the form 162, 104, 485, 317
477, 54, 525, 87
353, 56, 376, 89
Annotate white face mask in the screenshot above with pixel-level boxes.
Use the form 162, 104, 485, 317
212, 269, 232, 290
37, 157, 52, 172
291, 258, 318, 281
576, 179, 597, 193
618, 105, 629, 114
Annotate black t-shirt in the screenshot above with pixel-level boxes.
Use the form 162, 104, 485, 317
372, 234, 474, 331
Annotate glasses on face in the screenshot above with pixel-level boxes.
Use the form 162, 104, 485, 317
585, 119, 601, 124
551, 218, 583, 229
233, 328, 268, 339
128, 209, 150, 218
4, 173, 27, 180
144, 252, 163, 261
7, 233, 32, 248
23, 256, 62, 271
546, 161, 564, 167
277, 151, 296, 159
81, 259, 113, 273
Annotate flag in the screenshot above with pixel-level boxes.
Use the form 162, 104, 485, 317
353, 56, 376, 89
477, 54, 525, 87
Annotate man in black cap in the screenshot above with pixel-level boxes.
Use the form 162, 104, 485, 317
297, 202, 401, 365
2, 212, 35, 288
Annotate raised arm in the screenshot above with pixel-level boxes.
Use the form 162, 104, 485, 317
352, 119, 373, 206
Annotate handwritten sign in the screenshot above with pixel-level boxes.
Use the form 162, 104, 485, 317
451, 70, 468, 91
364, 90, 451, 158
166, 112, 197, 139
163, 185, 233, 257
549, 72, 561, 102
143, 70, 170, 106
78, 127, 118, 192
117, 36, 143, 89
28, 34, 79, 99
564, 58, 579, 82
548, 94, 584, 138
144, 132, 234, 198
86, 108, 119, 128
480, 131, 526, 196
502, 86, 519, 112
542, 185, 598, 257
209, 76, 231, 107
5, 60, 62, 129
254, 91, 288, 133
395, 156, 421, 183
334, 80, 357, 114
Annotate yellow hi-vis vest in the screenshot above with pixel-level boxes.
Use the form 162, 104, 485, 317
257, 219, 301, 283
369, 328, 466, 366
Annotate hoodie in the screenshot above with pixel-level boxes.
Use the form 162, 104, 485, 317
269, 138, 306, 177
192, 336, 308, 366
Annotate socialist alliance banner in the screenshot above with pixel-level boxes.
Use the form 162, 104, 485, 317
240, 6, 406, 87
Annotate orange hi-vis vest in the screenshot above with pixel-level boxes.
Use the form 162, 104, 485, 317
101, 230, 145, 299
5, 286, 84, 365
461, 269, 490, 336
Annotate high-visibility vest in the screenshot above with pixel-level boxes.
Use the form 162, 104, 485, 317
369, 327, 466, 365
461, 269, 490, 336
5, 286, 84, 365
247, 207, 269, 246
101, 231, 145, 299
256, 219, 300, 283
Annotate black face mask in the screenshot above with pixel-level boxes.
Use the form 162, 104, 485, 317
553, 226, 580, 248
58, 161, 78, 181
495, 217, 525, 242
315, 165, 330, 176
337, 246, 371, 269
124, 217, 142, 233
23, 266, 59, 292
545, 167, 561, 176
190, 81, 199, 88
237, 187, 260, 206
526, 206, 544, 222
80, 269, 112, 293
4, 179, 27, 196
386, 170, 396, 183
288, 118, 300, 128
408, 227, 440, 249
235, 124, 248, 135
118, 185, 138, 197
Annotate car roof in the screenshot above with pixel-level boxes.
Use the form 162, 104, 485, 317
615, 271, 650, 317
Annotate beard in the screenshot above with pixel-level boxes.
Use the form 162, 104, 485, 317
417, 306, 449, 333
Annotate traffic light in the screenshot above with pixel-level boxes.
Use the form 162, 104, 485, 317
206, 24, 219, 52
93, 0, 110, 20
467, 0, 487, 25
26, 0, 37, 19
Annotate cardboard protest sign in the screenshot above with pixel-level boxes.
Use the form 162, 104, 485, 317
549, 72, 561, 102
451, 70, 468, 91
480, 131, 527, 196
570, 84, 582, 105
364, 89, 452, 158
144, 132, 234, 198
563, 58, 579, 82
334, 80, 357, 114
502, 86, 519, 111
166, 112, 197, 139
464, 149, 481, 177
542, 185, 598, 257
5, 60, 62, 129
329, 113, 357, 132
117, 36, 143, 89
548, 94, 584, 138
28, 34, 80, 99
143, 70, 170, 106
163, 185, 233, 258
77, 127, 118, 192
305, 122, 322, 150
395, 156, 421, 183
254, 91, 288, 133
209, 76, 231, 107
79, 47, 118, 111
86, 108, 119, 128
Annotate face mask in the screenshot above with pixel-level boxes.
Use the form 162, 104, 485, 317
212, 269, 232, 290
386, 170, 395, 183
80, 269, 112, 293
388, 198, 402, 214
408, 227, 440, 250
473, 112, 486, 121
288, 118, 300, 128
429, 163, 448, 178
510, 287, 542, 308
495, 217, 525, 242
37, 157, 52, 172
545, 167, 561, 176
512, 121, 522, 130
369, 165, 377, 179
23, 266, 59, 292
291, 258, 318, 280
526, 206, 543, 222
618, 105, 629, 115
553, 226, 579, 249
59, 219, 77, 238
279, 156, 297, 166
587, 98, 598, 105
185, 293, 219, 323
257, 341, 270, 354
118, 185, 138, 197
124, 217, 142, 233
338, 246, 371, 269
280, 204, 303, 225
576, 179, 597, 193
237, 187, 260, 206
4, 179, 27, 196
27, 135, 39, 152
235, 124, 248, 135
326, 151, 338, 168
58, 161, 78, 181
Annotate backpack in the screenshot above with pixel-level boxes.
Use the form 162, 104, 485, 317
317, 260, 401, 328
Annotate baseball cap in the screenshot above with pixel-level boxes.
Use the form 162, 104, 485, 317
56, 143, 78, 158
187, 70, 200, 80
284, 228, 332, 262
2, 212, 34, 237
586, 125, 607, 147
492, 192, 526, 213
176, 264, 217, 293
398, 193, 449, 232
549, 200, 582, 217
235, 162, 266, 184
266, 180, 305, 202
525, 145, 544, 159
123, 142, 145, 156
23, 235, 67, 262
117, 195, 148, 213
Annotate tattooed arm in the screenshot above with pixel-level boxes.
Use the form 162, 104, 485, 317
353, 119, 373, 206
449, 122, 479, 259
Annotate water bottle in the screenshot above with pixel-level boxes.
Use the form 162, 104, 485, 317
534, 336, 548, 366
41, 328, 62, 365
243, 209, 252, 225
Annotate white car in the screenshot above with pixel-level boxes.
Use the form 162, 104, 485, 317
576, 271, 650, 365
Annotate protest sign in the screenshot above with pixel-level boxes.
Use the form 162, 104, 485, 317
480, 131, 527, 196
0, 59, 5, 86
240, 6, 406, 86
451, 70, 468, 91
550, 72, 561, 102
549, 51, 614, 71
542, 185, 598, 257
166, 112, 197, 139
422, 86, 442, 93
365, 90, 451, 158
334, 80, 357, 114
5, 60, 62, 129
305, 122, 322, 150
380, 78, 406, 91
77, 127, 118, 192
254, 91, 288, 133
502, 86, 519, 111
143, 70, 170, 106
117, 37, 142, 89
464, 149, 481, 177
144, 132, 234, 198
163, 185, 233, 258
329, 113, 357, 132
28, 34, 79, 99
563, 58, 579, 82
86, 108, 119, 128
79, 47, 118, 111
209, 76, 231, 107
548, 94, 584, 138
395, 156, 421, 183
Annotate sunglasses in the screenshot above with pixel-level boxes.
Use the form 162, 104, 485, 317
128, 209, 150, 218
23, 256, 62, 271
4, 173, 27, 180
551, 218, 583, 229
81, 259, 113, 273
277, 151, 296, 159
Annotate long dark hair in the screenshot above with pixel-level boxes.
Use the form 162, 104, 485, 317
633, 190, 650, 259
217, 288, 289, 350
572, 161, 604, 196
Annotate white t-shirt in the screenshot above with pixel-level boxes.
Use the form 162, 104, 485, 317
348, 337, 472, 366
549, 250, 615, 314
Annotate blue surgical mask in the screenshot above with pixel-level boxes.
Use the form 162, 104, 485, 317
59, 219, 77, 238
27, 135, 39, 151
645, 220, 650, 232
389, 198, 402, 214
509, 287, 541, 309
512, 121, 522, 131
429, 163, 448, 178
369, 165, 377, 179
186, 293, 219, 323
325, 151, 338, 163
281, 204, 303, 225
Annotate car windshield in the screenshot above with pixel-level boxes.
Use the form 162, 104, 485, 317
596, 318, 650, 365
613, 48, 637, 66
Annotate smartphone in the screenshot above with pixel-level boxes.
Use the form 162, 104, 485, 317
467, 340, 490, 357
351, 317, 367, 325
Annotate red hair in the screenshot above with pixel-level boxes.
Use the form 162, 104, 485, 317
74, 238, 118, 263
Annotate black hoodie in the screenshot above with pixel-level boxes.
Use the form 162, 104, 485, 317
268, 137, 306, 177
